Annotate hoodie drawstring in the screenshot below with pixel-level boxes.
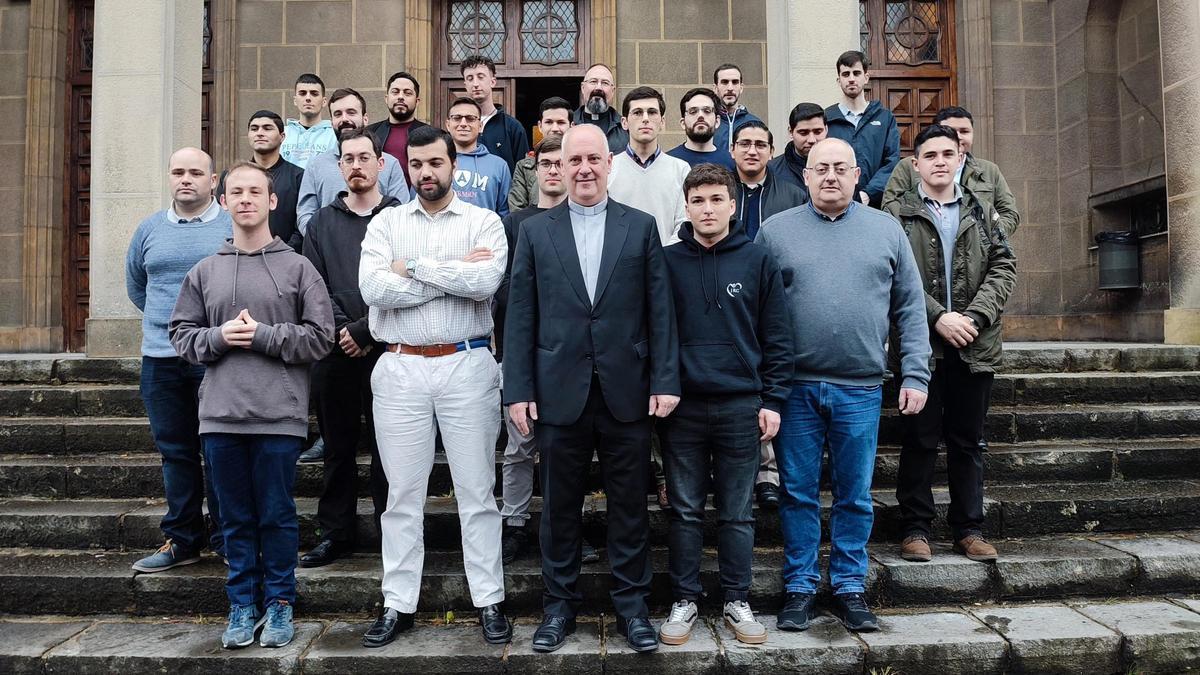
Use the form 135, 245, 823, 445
696, 242, 723, 313
697, 247, 712, 314
261, 249, 284, 297
231, 250, 239, 306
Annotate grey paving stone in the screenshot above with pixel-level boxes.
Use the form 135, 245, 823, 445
859, 610, 1008, 675
1076, 600, 1200, 672
604, 617, 721, 673
1095, 535, 1200, 592
0, 550, 138, 614
872, 544, 992, 604
1177, 599, 1200, 614
717, 614, 863, 674
503, 619, 602, 674
43, 619, 322, 674
0, 619, 92, 674
302, 620, 505, 673
995, 538, 1137, 598
0, 498, 147, 549
970, 603, 1121, 673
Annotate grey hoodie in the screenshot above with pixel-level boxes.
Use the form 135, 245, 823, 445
169, 237, 334, 437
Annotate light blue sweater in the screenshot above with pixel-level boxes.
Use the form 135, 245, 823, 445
125, 205, 233, 357
281, 119, 336, 169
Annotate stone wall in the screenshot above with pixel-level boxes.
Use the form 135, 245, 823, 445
236, 1, 406, 151
615, 0, 767, 151
0, 1, 29, 328
1116, 0, 1164, 186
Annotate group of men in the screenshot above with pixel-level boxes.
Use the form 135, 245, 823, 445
123, 48, 1018, 653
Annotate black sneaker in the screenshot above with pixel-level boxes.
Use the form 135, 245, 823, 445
831, 593, 878, 632
501, 526, 528, 565
777, 592, 817, 631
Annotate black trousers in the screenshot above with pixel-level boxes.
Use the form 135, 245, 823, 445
312, 353, 388, 545
897, 348, 993, 539
538, 375, 653, 619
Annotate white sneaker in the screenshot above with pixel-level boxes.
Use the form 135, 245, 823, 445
659, 599, 698, 645
724, 600, 767, 644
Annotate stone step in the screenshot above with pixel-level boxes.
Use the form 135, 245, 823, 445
5, 370, 1200, 420
1, 533, 1199, 618
1, 478, 1198, 552
2, 595, 1199, 674
7, 401, 1200, 455
4, 438, 1199, 501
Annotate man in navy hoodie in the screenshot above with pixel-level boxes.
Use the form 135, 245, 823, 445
656, 163, 793, 647
463, 54, 529, 173
824, 51, 900, 208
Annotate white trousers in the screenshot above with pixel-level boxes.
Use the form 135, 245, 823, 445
372, 347, 504, 612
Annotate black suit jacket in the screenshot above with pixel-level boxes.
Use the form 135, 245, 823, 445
503, 199, 680, 425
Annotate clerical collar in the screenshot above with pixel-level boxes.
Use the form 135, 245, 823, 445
568, 198, 608, 216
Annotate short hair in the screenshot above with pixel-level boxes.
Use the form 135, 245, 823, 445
788, 102, 826, 129
534, 134, 562, 159
224, 160, 275, 195
408, 125, 457, 162
934, 106, 974, 125
584, 63, 615, 79
448, 96, 482, 116
732, 120, 773, 147
539, 96, 572, 119
329, 87, 367, 115
679, 88, 721, 118
914, 124, 960, 152
622, 86, 666, 118
459, 54, 496, 76
337, 126, 381, 158
246, 109, 284, 131
386, 71, 421, 96
295, 73, 325, 92
836, 50, 869, 72
683, 163, 737, 200
712, 63, 742, 84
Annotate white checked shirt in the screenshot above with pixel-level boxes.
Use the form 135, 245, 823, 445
359, 196, 507, 345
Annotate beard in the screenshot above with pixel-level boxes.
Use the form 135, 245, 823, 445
390, 103, 414, 122
346, 174, 378, 194
585, 91, 609, 115
685, 123, 715, 144
417, 179, 452, 202
335, 122, 360, 140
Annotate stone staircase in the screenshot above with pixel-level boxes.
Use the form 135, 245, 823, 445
1, 343, 1200, 673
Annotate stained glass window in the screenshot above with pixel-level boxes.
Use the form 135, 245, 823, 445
448, 1, 507, 63
884, 0, 941, 65
520, 1, 579, 65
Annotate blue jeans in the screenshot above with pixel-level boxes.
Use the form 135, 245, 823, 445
776, 381, 882, 595
661, 394, 761, 602
140, 356, 223, 555
203, 433, 302, 607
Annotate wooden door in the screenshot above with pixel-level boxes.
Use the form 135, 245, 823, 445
433, 0, 590, 128
859, 0, 956, 155
63, 0, 94, 351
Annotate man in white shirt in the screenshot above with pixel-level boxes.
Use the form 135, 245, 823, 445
608, 88, 690, 247
358, 125, 511, 649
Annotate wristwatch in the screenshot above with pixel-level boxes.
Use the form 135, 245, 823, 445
405, 258, 418, 276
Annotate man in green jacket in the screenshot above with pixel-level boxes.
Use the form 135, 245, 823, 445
508, 97, 572, 212
883, 106, 1021, 238
884, 125, 1016, 565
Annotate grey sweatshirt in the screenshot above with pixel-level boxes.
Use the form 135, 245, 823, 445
169, 237, 335, 437
755, 201, 931, 392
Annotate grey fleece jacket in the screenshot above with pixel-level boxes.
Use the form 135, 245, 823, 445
169, 237, 335, 437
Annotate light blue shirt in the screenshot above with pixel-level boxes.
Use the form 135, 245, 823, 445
838, 103, 866, 129
296, 147, 411, 234
166, 197, 222, 224
281, 119, 336, 169
568, 198, 607, 302
918, 183, 963, 311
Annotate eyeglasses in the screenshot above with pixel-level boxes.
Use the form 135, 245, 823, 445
627, 108, 661, 119
448, 114, 480, 124
339, 154, 377, 166
734, 140, 771, 151
806, 164, 856, 176
685, 106, 715, 117
536, 160, 562, 171
583, 78, 614, 88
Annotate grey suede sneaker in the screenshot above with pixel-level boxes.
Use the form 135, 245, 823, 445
131, 539, 201, 573
723, 600, 767, 644
658, 599, 698, 645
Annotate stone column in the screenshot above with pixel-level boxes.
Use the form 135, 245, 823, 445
1160, 0, 1200, 343
765, 0, 857, 140
86, 1, 203, 356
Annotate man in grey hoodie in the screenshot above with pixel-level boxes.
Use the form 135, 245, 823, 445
170, 161, 334, 651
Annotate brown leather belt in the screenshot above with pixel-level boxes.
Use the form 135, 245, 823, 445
386, 337, 491, 357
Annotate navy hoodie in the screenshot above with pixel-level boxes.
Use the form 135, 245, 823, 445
824, 100, 901, 207
663, 219, 793, 412
480, 105, 530, 173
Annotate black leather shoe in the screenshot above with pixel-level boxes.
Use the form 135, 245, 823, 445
479, 603, 512, 644
617, 616, 659, 652
755, 482, 780, 509
299, 539, 350, 568
501, 526, 528, 565
531, 614, 576, 653
362, 608, 414, 648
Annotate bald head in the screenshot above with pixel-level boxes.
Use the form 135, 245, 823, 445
562, 124, 607, 156
803, 138, 861, 216
561, 124, 611, 206
804, 138, 856, 168
168, 146, 218, 213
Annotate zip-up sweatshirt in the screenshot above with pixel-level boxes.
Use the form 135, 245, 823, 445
281, 119, 337, 169
303, 193, 402, 359
713, 105, 763, 153
479, 105, 530, 173
824, 100, 901, 206
169, 237, 334, 437
663, 220, 793, 412
452, 143, 512, 217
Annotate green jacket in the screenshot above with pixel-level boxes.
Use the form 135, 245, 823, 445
507, 154, 538, 213
885, 186, 1017, 373
883, 154, 1021, 238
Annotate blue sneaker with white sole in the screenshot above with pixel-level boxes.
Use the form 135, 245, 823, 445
259, 600, 295, 648
222, 603, 265, 649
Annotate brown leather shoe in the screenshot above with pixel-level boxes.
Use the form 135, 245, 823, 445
954, 534, 998, 562
900, 535, 932, 562
657, 483, 671, 510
